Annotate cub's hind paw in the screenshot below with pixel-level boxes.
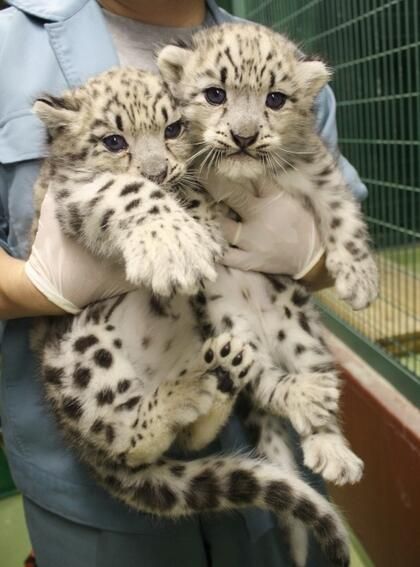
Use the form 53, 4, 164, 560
202, 333, 257, 396
302, 433, 364, 485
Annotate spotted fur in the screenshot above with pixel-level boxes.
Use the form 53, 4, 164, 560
31, 67, 355, 566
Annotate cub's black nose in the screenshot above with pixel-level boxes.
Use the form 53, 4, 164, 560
230, 130, 259, 149
146, 167, 168, 185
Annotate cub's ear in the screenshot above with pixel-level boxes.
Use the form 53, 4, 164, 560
32, 94, 81, 129
158, 44, 191, 84
297, 60, 332, 97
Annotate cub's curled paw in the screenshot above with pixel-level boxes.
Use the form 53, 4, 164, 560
327, 249, 378, 310
124, 215, 222, 296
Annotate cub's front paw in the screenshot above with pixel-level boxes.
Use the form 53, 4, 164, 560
124, 219, 220, 296
283, 373, 340, 436
327, 249, 379, 310
302, 433, 364, 485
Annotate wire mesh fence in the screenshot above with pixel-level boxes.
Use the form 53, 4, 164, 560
232, 0, 420, 397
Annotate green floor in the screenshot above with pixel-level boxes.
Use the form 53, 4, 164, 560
0, 495, 31, 567
0, 494, 372, 567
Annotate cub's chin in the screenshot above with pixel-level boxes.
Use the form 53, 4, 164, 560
216, 153, 264, 180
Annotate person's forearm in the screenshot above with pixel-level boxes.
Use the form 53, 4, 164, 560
0, 249, 65, 319
298, 253, 334, 292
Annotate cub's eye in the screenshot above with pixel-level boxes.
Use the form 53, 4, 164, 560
204, 87, 226, 105
165, 120, 183, 140
102, 134, 128, 152
265, 92, 287, 110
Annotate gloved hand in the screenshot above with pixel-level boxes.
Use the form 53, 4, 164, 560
25, 191, 136, 313
210, 177, 324, 279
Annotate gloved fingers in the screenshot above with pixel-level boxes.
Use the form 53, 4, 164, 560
220, 216, 243, 246
222, 190, 260, 217
222, 246, 256, 271
24, 259, 81, 314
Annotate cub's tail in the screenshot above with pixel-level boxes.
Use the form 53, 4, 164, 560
95, 455, 349, 566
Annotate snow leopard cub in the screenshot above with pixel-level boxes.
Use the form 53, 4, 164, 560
32, 67, 351, 566
158, 20, 372, 482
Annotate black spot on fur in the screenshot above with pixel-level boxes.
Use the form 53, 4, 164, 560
116, 396, 141, 411
73, 366, 92, 388
116, 114, 123, 131
150, 190, 164, 199
104, 474, 122, 491
68, 203, 83, 233
278, 330, 286, 341
186, 469, 219, 510
284, 306, 292, 318
117, 379, 131, 393
120, 182, 143, 196
142, 336, 151, 348
330, 217, 342, 229
298, 311, 312, 335
105, 424, 115, 443
113, 338, 122, 348
148, 205, 160, 215
293, 498, 318, 522
91, 418, 104, 434
100, 209, 115, 231
44, 366, 64, 385
135, 481, 177, 512
93, 349, 113, 368
98, 179, 115, 193
227, 470, 259, 504
222, 315, 233, 329
313, 514, 337, 539
345, 240, 359, 256
73, 334, 99, 353
125, 198, 141, 212
264, 481, 293, 510
294, 344, 306, 355
186, 199, 200, 209
96, 387, 115, 406
263, 274, 287, 293
291, 289, 309, 307
62, 396, 83, 420
149, 295, 168, 317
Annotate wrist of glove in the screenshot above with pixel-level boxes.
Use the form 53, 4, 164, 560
218, 186, 324, 278
25, 191, 135, 313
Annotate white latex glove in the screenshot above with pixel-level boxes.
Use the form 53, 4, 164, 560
25, 191, 135, 313
213, 180, 324, 279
